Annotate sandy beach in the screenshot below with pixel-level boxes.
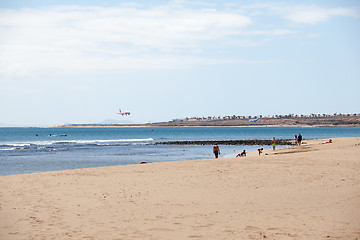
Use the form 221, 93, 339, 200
1, 137, 359, 240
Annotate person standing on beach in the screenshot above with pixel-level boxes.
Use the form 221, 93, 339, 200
297, 134, 302, 146
294, 135, 298, 145
213, 144, 220, 158
272, 137, 276, 150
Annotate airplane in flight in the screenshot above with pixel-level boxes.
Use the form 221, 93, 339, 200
117, 109, 130, 116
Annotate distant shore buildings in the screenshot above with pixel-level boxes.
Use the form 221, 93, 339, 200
171, 113, 360, 123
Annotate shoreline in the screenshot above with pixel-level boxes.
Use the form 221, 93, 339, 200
1, 137, 360, 239
52, 124, 360, 128
1, 124, 360, 128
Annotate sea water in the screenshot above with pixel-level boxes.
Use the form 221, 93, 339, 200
0, 126, 359, 176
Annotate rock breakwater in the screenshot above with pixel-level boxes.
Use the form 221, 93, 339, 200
155, 139, 293, 146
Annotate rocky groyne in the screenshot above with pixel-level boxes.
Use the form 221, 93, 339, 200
155, 139, 293, 146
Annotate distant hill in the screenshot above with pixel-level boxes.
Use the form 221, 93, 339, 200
57, 114, 360, 128
153, 115, 360, 127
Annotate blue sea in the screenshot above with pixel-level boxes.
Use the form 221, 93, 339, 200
1, 126, 359, 176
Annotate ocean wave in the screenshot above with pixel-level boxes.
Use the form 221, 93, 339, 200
0, 148, 17, 151
0, 138, 154, 148
51, 138, 154, 145
5, 143, 31, 147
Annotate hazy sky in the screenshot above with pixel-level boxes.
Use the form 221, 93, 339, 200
1, 0, 359, 126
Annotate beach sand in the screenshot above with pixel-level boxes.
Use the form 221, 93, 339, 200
1, 137, 360, 240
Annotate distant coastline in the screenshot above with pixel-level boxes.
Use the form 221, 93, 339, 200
56, 114, 360, 128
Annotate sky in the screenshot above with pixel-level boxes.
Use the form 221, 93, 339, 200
0, 0, 359, 126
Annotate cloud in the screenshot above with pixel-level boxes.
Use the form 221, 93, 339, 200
284, 6, 359, 24
0, 2, 358, 78
240, 3, 359, 24
0, 4, 252, 77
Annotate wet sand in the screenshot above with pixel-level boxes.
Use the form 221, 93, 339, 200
1, 137, 360, 239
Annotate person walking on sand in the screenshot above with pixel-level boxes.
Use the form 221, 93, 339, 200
213, 144, 220, 158
294, 134, 298, 145
297, 134, 302, 146
272, 137, 276, 150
